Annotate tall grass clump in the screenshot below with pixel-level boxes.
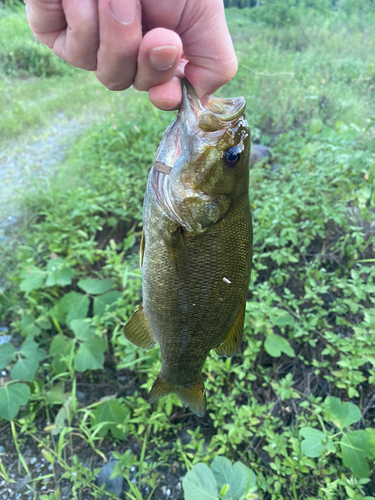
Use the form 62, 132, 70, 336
0, 10, 72, 77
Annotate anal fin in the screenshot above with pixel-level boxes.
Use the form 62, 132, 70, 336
215, 305, 245, 357
148, 374, 206, 417
123, 304, 156, 350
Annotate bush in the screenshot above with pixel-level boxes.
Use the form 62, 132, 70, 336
0, 11, 72, 77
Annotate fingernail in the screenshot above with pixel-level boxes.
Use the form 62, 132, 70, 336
109, 0, 137, 25
149, 46, 179, 71
152, 99, 180, 111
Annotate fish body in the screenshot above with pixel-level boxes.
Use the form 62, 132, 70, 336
124, 80, 252, 416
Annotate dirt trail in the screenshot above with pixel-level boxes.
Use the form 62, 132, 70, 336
0, 114, 91, 225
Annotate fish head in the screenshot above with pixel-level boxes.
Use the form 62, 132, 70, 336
152, 79, 250, 232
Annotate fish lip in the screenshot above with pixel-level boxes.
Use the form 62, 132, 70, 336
180, 78, 246, 133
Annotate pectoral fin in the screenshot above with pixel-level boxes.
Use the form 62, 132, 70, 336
166, 227, 189, 277
148, 374, 206, 417
215, 305, 245, 357
123, 304, 156, 350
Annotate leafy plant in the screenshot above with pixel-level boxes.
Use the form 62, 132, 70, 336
183, 457, 257, 500
300, 397, 375, 478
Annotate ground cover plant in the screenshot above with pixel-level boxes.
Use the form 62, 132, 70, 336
0, 2, 375, 499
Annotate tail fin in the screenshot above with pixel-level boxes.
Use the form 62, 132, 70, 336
148, 374, 206, 417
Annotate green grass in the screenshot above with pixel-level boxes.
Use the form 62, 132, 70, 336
224, 8, 375, 133
0, 9, 143, 142
0, 71, 135, 141
1, 5, 375, 500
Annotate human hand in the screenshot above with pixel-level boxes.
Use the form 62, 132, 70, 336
25, 0, 237, 110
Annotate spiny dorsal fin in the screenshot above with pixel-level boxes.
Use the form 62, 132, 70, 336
215, 305, 245, 357
123, 304, 156, 350
148, 374, 206, 417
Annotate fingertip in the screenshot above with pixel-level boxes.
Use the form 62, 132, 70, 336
184, 57, 238, 99
133, 28, 182, 92
148, 77, 182, 111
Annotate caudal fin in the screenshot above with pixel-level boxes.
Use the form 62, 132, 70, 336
148, 374, 206, 417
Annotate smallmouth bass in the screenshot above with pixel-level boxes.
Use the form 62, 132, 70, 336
124, 79, 252, 417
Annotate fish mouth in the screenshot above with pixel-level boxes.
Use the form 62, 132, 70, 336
181, 78, 246, 134
153, 79, 246, 173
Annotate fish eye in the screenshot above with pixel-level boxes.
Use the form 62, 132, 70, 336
224, 146, 241, 168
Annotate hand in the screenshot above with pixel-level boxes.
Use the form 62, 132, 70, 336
25, 0, 238, 110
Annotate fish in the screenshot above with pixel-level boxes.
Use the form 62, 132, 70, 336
124, 79, 252, 417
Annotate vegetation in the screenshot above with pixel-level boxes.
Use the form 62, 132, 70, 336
0, 4, 374, 500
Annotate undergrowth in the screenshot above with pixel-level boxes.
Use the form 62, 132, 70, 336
0, 5, 375, 500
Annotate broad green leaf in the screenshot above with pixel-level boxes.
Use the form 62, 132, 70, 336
45, 382, 68, 405
74, 338, 105, 372
36, 316, 52, 331
11, 357, 39, 381
77, 278, 113, 295
59, 292, 90, 325
20, 340, 47, 362
211, 457, 256, 499
93, 291, 122, 317
0, 343, 16, 369
70, 319, 95, 341
20, 267, 45, 293
325, 397, 361, 428
91, 398, 128, 439
183, 463, 219, 500
230, 462, 256, 498
0, 383, 30, 421
49, 301, 67, 325
264, 334, 295, 358
274, 313, 294, 326
211, 456, 232, 491
50, 335, 74, 374
20, 313, 41, 338
45, 258, 74, 287
300, 427, 326, 458
341, 431, 373, 478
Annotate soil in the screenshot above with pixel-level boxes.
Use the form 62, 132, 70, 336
0, 363, 195, 500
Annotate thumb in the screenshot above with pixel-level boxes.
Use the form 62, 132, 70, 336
179, 0, 238, 99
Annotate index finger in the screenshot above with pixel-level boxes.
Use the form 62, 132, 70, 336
26, 0, 66, 48
26, 0, 99, 70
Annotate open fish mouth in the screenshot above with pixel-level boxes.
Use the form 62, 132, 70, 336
181, 79, 246, 134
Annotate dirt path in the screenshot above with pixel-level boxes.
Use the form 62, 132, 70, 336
0, 114, 91, 225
